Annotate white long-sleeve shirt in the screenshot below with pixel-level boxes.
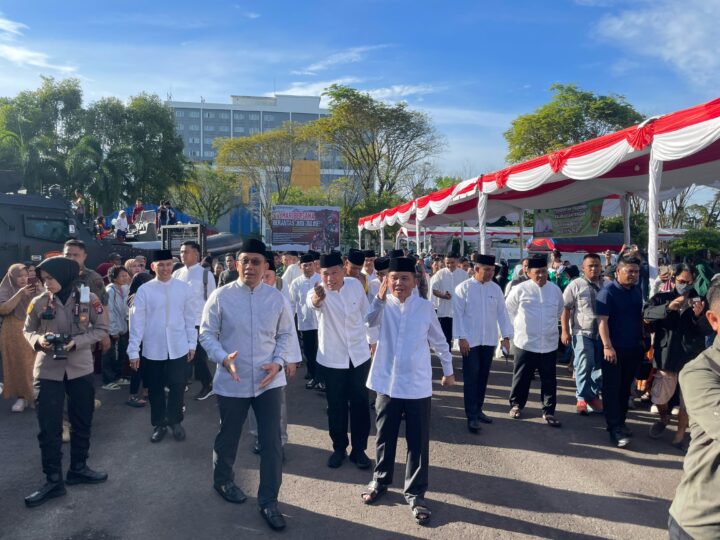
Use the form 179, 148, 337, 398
430, 268, 469, 318
366, 295, 453, 399
199, 281, 300, 398
289, 273, 321, 331
282, 263, 301, 290
452, 278, 513, 347
308, 277, 370, 369
172, 263, 216, 327
505, 279, 564, 354
128, 278, 197, 361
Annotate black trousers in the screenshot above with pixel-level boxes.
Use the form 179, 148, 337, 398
143, 356, 187, 427
438, 317, 453, 349
373, 394, 431, 507
101, 332, 128, 384
300, 330, 319, 380
323, 360, 371, 453
602, 346, 643, 430
213, 388, 283, 509
35, 374, 95, 478
509, 348, 557, 415
463, 345, 494, 422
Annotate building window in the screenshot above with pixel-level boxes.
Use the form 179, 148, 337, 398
234, 126, 245, 133
204, 137, 214, 144
205, 125, 215, 132
176, 110, 185, 117
189, 111, 200, 118
176, 124, 184, 130
264, 114, 274, 121
189, 124, 200, 131
234, 112, 244, 120
249, 127, 260, 135
220, 112, 230, 119
249, 113, 260, 121
204, 111, 215, 118
204, 150, 215, 157
218, 125, 229, 132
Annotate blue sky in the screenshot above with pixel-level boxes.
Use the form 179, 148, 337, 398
1, 0, 719, 178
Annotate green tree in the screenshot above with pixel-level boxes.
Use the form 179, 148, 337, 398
170, 164, 238, 226
600, 214, 649, 251
312, 85, 444, 198
670, 228, 720, 259
434, 175, 462, 190
504, 84, 643, 163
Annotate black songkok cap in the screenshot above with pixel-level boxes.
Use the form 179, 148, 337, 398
362, 249, 376, 258
446, 252, 459, 259
286, 251, 299, 257
472, 253, 496, 266
320, 252, 343, 268
300, 254, 314, 264
238, 238, 266, 256
373, 257, 389, 272
152, 249, 173, 262
347, 249, 365, 266
265, 255, 276, 272
388, 257, 416, 273
308, 250, 320, 261
388, 249, 404, 259
528, 256, 548, 269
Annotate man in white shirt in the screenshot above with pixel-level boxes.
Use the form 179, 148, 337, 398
172, 240, 216, 401
289, 254, 322, 389
346, 249, 368, 293
199, 239, 298, 532
429, 253, 469, 349
453, 254, 513, 432
367, 257, 389, 301
362, 257, 455, 525
505, 256, 564, 427
280, 251, 301, 287
361, 249, 376, 282
309, 252, 372, 469
128, 250, 196, 443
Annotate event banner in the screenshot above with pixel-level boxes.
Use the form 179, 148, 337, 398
533, 198, 603, 238
271, 205, 341, 251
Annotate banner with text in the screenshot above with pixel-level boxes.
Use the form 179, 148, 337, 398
271, 205, 341, 251
533, 199, 603, 238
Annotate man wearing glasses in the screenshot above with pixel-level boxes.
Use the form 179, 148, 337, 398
199, 239, 299, 532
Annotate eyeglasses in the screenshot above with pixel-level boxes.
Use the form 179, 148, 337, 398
239, 257, 265, 266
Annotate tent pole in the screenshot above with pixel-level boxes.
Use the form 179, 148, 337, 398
519, 209, 525, 259
460, 223, 465, 255
477, 193, 488, 255
648, 158, 663, 281
379, 227, 385, 256
620, 193, 631, 245
415, 219, 421, 254
358, 228, 362, 249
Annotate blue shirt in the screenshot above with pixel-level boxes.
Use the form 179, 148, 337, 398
596, 280, 643, 349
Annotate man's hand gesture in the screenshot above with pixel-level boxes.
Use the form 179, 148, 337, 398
223, 351, 240, 381
377, 276, 389, 301
259, 363, 282, 388
312, 283, 326, 308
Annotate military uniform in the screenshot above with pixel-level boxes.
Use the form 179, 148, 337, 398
23, 287, 109, 506
79, 267, 108, 306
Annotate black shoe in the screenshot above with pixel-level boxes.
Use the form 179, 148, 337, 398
304, 372, 312, 380
214, 482, 247, 504
316, 382, 326, 392
467, 420, 482, 434
24, 475, 66, 508
305, 379, 317, 390
476, 411, 493, 424
610, 428, 631, 448
252, 441, 261, 454
66, 465, 108, 485
195, 386, 215, 401
327, 450, 346, 468
151, 426, 167, 443
349, 451, 372, 469
259, 504, 286, 531
170, 423, 186, 441
619, 425, 634, 437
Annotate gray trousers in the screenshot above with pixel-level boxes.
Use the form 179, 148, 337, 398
213, 387, 283, 508
373, 393, 431, 507
248, 386, 288, 445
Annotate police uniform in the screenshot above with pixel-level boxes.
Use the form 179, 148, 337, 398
23, 257, 109, 507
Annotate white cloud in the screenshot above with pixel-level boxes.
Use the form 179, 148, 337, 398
596, 0, 720, 88
273, 78, 363, 105
300, 45, 389, 74
0, 13, 27, 36
0, 13, 76, 73
243, 12, 261, 19
420, 106, 516, 129
367, 84, 439, 102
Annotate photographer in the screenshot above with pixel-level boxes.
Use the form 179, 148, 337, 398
23, 257, 109, 508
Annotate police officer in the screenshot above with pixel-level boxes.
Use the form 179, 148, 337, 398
23, 256, 109, 508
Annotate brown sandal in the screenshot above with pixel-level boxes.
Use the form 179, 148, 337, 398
543, 414, 562, 428
509, 405, 521, 419
361, 481, 387, 505
412, 504, 431, 525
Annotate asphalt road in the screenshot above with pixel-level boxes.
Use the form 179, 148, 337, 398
0, 356, 684, 540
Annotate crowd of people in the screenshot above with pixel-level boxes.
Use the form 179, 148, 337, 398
1, 237, 719, 536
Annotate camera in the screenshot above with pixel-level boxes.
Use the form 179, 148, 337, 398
44, 333, 72, 360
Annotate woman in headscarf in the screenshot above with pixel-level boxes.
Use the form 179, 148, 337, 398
0, 263, 38, 412
23, 256, 109, 508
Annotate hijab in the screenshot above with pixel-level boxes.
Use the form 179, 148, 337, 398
37, 257, 80, 304
127, 272, 153, 308
0, 264, 31, 320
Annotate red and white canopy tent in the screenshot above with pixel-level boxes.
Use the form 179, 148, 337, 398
358, 97, 720, 278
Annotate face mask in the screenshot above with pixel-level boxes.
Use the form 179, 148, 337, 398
675, 283, 690, 295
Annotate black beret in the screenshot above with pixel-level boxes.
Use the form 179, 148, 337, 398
472, 254, 496, 266
566, 265, 580, 279
528, 256, 548, 269
363, 249, 376, 258
373, 257, 389, 272
238, 238, 266, 256
320, 252, 343, 268
446, 252, 459, 259
300, 254, 314, 264
388, 257, 416, 273
152, 249, 173, 262
307, 250, 320, 260
285, 251, 299, 257
347, 249, 365, 266
388, 249, 404, 259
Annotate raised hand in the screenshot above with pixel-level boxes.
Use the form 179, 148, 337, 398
223, 351, 240, 382
377, 276, 389, 301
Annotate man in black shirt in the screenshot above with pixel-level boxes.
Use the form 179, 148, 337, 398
218, 253, 239, 286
